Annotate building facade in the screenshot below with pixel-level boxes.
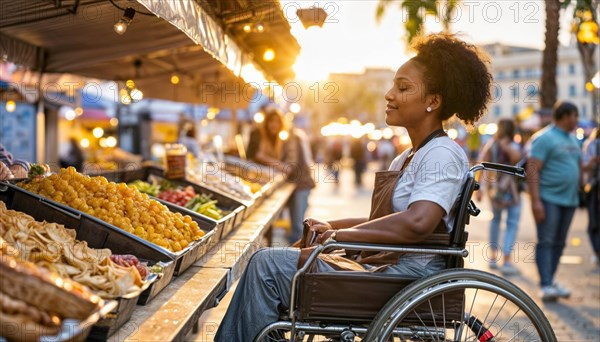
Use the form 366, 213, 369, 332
483, 42, 597, 123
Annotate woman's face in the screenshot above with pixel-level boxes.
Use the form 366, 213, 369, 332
384, 60, 430, 128
266, 116, 282, 136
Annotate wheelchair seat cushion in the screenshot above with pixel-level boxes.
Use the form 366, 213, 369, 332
298, 271, 463, 323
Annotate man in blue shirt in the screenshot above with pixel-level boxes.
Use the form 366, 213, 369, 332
527, 101, 581, 301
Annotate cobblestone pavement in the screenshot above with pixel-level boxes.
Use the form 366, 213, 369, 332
192, 164, 600, 341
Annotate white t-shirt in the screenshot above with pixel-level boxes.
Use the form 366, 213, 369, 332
390, 136, 469, 233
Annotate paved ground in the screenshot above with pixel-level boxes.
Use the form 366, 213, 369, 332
190, 163, 600, 341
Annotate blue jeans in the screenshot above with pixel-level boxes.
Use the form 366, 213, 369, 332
490, 201, 522, 257
214, 248, 446, 341
535, 201, 576, 287
287, 189, 311, 243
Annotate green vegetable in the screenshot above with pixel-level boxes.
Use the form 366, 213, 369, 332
128, 180, 161, 196
185, 194, 224, 219
28, 164, 49, 178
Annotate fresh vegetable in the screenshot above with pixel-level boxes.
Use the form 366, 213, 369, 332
128, 180, 160, 196
157, 186, 196, 207
28, 163, 50, 178
185, 193, 223, 220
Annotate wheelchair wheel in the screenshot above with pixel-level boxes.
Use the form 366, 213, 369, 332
365, 269, 556, 342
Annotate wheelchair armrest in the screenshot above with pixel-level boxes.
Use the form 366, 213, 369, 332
480, 162, 526, 178
288, 240, 468, 320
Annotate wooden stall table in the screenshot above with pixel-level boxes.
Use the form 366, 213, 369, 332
109, 183, 296, 342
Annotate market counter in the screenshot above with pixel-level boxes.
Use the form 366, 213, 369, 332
109, 182, 296, 342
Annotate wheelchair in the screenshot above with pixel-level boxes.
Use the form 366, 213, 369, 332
255, 162, 556, 341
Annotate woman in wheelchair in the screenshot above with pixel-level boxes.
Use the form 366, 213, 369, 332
215, 33, 494, 341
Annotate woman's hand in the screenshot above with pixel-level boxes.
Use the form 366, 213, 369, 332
475, 189, 483, 202
304, 218, 332, 233
9, 165, 27, 179
316, 230, 335, 244
0, 163, 13, 180
531, 199, 545, 223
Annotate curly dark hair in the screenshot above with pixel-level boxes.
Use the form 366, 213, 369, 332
410, 33, 493, 125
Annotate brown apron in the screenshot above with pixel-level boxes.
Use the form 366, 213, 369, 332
297, 129, 450, 270
357, 167, 449, 266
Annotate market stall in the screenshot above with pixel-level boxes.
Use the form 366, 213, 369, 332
1, 1, 301, 341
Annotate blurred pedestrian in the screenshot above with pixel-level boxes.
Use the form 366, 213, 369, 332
350, 137, 366, 187
476, 119, 523, 275
179, 122, 200, 158
467, 130, 481, 164
59, 137, 84, 171
248, 109, 315, 244
326, 138, 343, 183
582, 127, 599, 267
526, 101, 581, 301
377, 138, 396, 170
1, 143, 30, 179
283, 127, 316, 243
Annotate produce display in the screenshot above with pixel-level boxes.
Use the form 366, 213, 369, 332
17, 167, 204, 252
0, 249, 102, 341
186, 161, 257, 200
1, 202, 147, 298
130, 180, 224, 220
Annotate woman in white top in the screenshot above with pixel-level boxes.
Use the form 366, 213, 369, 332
215, 33, 494, 341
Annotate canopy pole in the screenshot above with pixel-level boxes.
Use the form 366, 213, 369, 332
36, 49, 48, 165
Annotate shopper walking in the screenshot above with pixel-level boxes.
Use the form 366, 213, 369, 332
477, 119, 523, 275
215, 33, 493, 340
582, 127, 599, 268
350, 137, 366, 187
248, 108, 315, 244
526, 101, 582, 301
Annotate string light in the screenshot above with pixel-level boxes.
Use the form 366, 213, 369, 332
114, 7, 136, 35
5, 100, 16, 113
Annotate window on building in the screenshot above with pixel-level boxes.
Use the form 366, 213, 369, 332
525, 68, 534, 77
582, 105, 587, 118
569, 85, 577, 97
494, 86, 501, 99
512, 105, 519, 115
568, 64, 576, 75
511, 86, 518, 101
526, 85, 537, 97
494, 106, 501, 117
513, 69, 520, 79
496, 71, 505, 80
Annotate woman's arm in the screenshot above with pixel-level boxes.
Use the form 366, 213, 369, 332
497, 138, 522, 164
317, 201, 445, 245
305, 217, 369, 233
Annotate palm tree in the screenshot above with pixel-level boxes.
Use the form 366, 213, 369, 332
541, 0, 598, 116
376, 0, 458, 44
539, 0, 562, 114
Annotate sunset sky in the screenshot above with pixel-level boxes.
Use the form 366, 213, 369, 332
282, 1, 577, 81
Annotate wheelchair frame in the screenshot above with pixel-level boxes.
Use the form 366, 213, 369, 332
255, 162, 556, 342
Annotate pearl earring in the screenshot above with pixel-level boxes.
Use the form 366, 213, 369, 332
426, 107, 432, 112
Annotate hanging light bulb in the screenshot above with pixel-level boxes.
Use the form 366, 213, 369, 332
171, 74, 180, 85
125, 80, 135, 89
256, 22, 265, 32
5, 100, 16, 113
130, 88, 143, 102
114, 7, 136, 35
263, 48, 275, 62
243, 24, 252, 33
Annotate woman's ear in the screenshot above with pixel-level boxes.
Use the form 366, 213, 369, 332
427, 94, 442, 112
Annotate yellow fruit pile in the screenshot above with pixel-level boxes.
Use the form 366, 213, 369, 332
18, 167, 204, 252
